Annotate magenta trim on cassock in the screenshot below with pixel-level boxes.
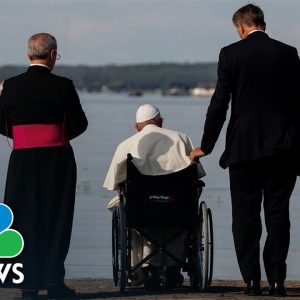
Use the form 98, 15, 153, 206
12, 123, 69, 150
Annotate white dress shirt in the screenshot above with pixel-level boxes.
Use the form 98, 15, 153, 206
29, 63, 49, 69
248, 29, 265, 36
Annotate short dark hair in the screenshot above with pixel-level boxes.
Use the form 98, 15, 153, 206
232, 4, 266, 29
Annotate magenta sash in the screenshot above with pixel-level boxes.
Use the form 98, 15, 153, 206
12, 123, 69, 150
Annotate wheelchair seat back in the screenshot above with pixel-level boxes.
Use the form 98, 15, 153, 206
124, 156, 202, 229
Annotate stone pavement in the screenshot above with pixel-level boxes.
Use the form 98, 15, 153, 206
1, 279, 300, 299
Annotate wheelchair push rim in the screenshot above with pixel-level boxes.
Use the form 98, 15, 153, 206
190, 201, 210, 292
207, 207, 214, 286
112, 199, 128, 292
112, 210, 119, 286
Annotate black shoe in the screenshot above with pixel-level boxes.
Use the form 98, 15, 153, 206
244, 281, 262, 296
47, 283, 77, 299
269, 282, 287, 297
142, 265, 161, 290
164, 266, 184, 288
21, 290, 38, 300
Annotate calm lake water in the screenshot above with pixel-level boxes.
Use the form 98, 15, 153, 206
1, 92, 300, 280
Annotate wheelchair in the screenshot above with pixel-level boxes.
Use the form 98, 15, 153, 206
112, 154, 213, 292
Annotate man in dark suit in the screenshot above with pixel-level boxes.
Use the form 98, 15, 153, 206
0, 33, 88, 299
190, 4, 300, 297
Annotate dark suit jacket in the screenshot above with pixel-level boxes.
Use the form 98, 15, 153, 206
201, 31, 300, 168
0, 65, 88, 140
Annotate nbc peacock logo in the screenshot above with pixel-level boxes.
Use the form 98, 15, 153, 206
0, 203, 24, 258
0, 203, 24, 284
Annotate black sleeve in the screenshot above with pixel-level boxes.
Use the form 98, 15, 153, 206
0, 82, 12, 138
0, 89, 5, 136
292, 48, 300, 147
65, 81, 88, 140
201, 48, 232, 154
294, 49, 300, 115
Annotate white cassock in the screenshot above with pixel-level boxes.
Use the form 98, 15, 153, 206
0, 81, 4, 96
103, 124, 206, 270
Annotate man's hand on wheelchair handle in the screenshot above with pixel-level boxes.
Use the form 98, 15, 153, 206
190, 147, 206, 162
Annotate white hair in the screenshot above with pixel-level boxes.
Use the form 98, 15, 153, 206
28, 33, 57, 58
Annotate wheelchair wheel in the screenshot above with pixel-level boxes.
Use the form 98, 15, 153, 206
112, 210, 119, 286
190, 201, 209, 291
207, 208, 214, 286
112, 198, 128, 292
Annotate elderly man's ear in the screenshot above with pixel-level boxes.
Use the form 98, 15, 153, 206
134, 117, 164, 132
134, 123, 140, 132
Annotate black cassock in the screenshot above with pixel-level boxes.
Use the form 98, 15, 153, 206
0, 66, 88, 289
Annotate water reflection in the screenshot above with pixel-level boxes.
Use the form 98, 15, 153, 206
1, 92, 300, 280
76, 181, 91, 195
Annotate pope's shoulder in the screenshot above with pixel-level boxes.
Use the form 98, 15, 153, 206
116, 125, 191, 150
155, 126, 191, 140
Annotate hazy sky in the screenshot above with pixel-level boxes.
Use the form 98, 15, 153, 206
1, 0, 299, 66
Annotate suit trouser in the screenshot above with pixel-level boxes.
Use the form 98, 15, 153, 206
229, 153, 297, 284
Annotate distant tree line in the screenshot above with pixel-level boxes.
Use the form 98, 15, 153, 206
0, 63, 217, 92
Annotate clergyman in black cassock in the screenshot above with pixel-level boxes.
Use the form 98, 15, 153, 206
0, 33, 88, 299
190, 4, 300, 296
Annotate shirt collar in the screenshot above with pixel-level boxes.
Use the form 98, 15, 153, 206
248, 29, 265, 36
29, 63, 49, 69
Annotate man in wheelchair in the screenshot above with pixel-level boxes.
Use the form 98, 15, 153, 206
104, 104, 206, 289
